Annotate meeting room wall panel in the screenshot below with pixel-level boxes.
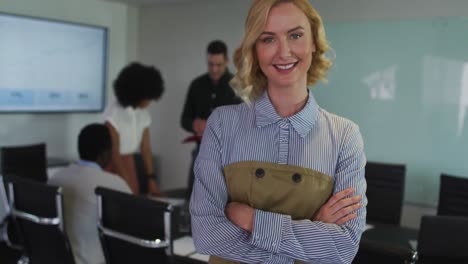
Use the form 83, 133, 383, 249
313, 17, 468, 206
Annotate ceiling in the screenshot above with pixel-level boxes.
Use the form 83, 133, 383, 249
101, 0, 199, 7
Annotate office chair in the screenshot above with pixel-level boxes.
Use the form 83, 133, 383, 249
365, 161, 406, 226
5, 175, 75, 264
437, 174, 468, 217
0, 143, 48, 182
416, 215, 468, 263
1, 175, 24, 253
1, 180, 23, 264
95, 187, 173, 264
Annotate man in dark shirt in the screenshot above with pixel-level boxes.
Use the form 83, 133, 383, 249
181, 40, 241, 199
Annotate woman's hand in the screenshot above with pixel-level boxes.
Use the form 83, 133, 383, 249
313, 187, 362, 225
225, 202, 255, 232
148, 178, 165, 197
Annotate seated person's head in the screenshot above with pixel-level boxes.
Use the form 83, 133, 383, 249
78, 123, 112, 168
113, 62, 165, 109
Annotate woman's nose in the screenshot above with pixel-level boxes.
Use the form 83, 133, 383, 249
278, 38, 291, 58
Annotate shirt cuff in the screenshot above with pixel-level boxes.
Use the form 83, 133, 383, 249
250, 209, 289, 253
266, 254, 294, 264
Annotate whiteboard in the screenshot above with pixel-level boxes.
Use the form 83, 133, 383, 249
314, 18, 468, 206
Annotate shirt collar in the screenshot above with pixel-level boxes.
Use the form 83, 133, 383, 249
77, 160, 102, 170
254, 89, 319, 138
216, 70, 231, 84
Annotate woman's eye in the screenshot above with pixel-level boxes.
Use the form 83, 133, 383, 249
260, 37, 274, 43
290, 33, 303, 40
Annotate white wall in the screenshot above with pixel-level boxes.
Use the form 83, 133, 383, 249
139, 0, 468, 227
139, 0, 251, 191
0, 0, 139, 160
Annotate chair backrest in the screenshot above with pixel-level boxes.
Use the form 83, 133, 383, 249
95, 187, 173, 264
365, 161, 406, 225
5, 175, 75, 264
0, 143, 48, 183
438, 174, 468, 217
417, 215, 468, 263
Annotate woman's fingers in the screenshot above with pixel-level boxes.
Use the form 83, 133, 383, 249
330, 195, 361, 215
335, 201, 362, 218
325, 188, 354, 208
313, 188, 363, 225
336, 213, 358, 225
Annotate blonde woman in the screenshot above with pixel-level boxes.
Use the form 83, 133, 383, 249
190, 1, 367, 263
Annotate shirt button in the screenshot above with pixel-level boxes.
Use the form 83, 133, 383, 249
255, 168, 265, 178
292, 173, 302, 183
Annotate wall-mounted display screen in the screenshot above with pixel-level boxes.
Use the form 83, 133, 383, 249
0, 12, 108, 112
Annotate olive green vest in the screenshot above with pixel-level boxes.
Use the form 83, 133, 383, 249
209, 161, 334, 264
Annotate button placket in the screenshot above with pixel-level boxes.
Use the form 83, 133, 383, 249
278, 119, 290, 164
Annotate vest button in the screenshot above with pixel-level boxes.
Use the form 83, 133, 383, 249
255, 168, 265, 178
292, 173, 302, 183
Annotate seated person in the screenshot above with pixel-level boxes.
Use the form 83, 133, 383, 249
49, 123, 131, 264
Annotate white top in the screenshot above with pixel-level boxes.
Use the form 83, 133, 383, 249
103, 101, 152, 155
49, 162, 131, 264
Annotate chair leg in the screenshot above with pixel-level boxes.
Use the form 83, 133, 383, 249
2, 220, 23, 251
17, 255, 29, 264
408, 250, 418, 264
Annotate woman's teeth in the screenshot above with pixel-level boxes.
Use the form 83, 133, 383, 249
276, 63, 296, 70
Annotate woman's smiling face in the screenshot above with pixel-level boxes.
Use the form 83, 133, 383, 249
255, 2, 315, 90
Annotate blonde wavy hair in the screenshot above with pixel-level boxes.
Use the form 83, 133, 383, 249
230, 0, 332, 102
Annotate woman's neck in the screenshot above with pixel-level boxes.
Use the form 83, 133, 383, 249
267, 83, 308, 118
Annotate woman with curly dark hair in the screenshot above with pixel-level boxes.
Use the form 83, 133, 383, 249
103, 62, 164, 196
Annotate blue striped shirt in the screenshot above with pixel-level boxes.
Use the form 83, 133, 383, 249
190, 91, 367, 264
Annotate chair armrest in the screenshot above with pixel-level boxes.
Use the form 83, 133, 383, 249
98, 223, 169, 249
11, 209, 60, 225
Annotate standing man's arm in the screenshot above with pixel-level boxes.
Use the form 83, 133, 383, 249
181, 82, 207, 136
